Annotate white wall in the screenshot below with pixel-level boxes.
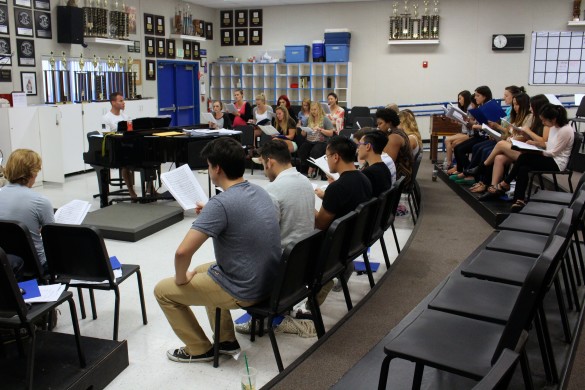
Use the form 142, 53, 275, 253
215, 0, 579, 107
0, 0, 580, 118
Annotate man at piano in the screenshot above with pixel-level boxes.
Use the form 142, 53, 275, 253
102, 92, 138, 200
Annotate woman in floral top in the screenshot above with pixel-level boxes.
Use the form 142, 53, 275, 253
326, 92, 345, 134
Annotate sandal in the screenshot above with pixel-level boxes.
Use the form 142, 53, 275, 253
470, 182, 486, 193
510, 200, 526, 213
447, 167, 458, 175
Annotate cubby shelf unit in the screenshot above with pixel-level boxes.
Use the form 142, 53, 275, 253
209, 62, 352, 107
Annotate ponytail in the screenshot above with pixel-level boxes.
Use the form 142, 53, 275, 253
539, 103, 568, 127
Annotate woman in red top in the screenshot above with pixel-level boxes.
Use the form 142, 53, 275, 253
231, 89, 253, 127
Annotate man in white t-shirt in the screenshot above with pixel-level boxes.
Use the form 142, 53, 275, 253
102, 92, 137, 199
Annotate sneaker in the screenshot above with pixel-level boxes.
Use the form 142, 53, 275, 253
251, 157, 262, 165
331, 279, 343, 292
218, 340, 241, 355
166, 347, 214, 363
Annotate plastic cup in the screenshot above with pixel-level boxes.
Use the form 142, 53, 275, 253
241, 367, 257, 390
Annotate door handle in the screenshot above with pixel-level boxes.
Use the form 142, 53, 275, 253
160, 104, 176, 112
177, 105, 194, 110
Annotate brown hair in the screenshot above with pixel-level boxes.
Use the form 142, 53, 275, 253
5, 149, 42, 185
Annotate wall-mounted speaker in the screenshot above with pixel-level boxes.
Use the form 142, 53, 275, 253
57, 6, 84, 45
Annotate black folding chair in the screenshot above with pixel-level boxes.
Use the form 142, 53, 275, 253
0, 220, 45, 281
42, 224, 147, 341
211, 230, 325, 371
379, 177, 407, 260
346, 198, 380, 288
0, 247, 86, 390
471, 348, 521, 390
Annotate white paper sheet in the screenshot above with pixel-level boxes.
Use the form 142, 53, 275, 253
307, 156, 340, 180
160, 164, 209, 210
55, 200, 91, 225
25, 284, 66, 303
258, 125, 279, 136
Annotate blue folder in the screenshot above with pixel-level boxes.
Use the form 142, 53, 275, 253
18, 279, 41, 300
468, 100, 507, 125
110, 256, 121, 270
354, 261, 380, 273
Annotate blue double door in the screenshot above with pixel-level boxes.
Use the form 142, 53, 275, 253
157, 60, 200, 126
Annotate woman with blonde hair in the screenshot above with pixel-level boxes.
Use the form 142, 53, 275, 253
297, 97, 311, 127
399, 109, 423, 157
297, 101, 335, 177
0, 149, 54, 268
273, 106, 298, 153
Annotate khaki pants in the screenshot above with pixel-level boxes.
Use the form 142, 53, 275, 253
154, 262, 256, 355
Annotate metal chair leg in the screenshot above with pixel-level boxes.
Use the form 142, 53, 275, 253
77, 288, 86, 319
113, 287, 120, 341
68, 297, 86, 368
362, 250, 376, 288
136, 270, 148, 325
89, 289, 97, 320
266, 315, 284, 372
213, 308, 221, 368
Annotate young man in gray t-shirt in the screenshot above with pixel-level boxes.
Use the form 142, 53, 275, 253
154, 137, 281, 363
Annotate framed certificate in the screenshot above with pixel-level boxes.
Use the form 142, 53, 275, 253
33, 0, 49, 9
205, 22, 213, 40
166, 39, 175, 59
249, 9, 262, 27
0, 69, 11, 82
0, 36, 11, 64
221, 29, 233, 46
183, 41, 191, 60
155, 37, 165, 57
14, 0, 31, 8
34, 10, 51, 39
16, 38, 35, 67
249, 28, 262, 46
15, 7, 33, 36
144, 13, 154, 35
235, 28, 247, 46
220, 10, 233, 28
155, 14, 165, 36
192, 41, 200, 60
235, 10, 247, 27
145, 36, 155, 57
145, 60, 156, 81
0, 5, 9, 34
21, 71, 36, 95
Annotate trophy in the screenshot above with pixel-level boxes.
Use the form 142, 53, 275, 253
389, 2, 401, 40
76, 54, 89, 102
400, 0, 411, 39
410, 3, 421, 39
44, 52, 56, 103
126, 56, 136, 99
60, 52, 71, 103
421, 1, 430, 39
430, 0, 440, 39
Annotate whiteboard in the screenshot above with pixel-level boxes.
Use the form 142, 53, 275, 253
529, 31, 585, 85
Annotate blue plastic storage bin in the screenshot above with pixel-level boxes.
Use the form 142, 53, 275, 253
285, 45, 310, 63
325, 44, 349, 62
312, 42, 325, 62
324, 32, 351, 45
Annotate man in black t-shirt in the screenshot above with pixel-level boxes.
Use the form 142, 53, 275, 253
315, 136, 373, 230
358, 130, 392, 196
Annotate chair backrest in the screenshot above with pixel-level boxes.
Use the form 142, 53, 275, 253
269, 229, 324, 311
566, 132, 583, 171
350, 106, 371, 123
576, 174, 585, 194
575, 97, 585, 118
0, 220, 45, 280
382, 176, 406, 231
315, 211, 357, 284
352, 116, 374, 130
234, 125, 255, 147
367, 188, 392, 243
472, 348, 520, 390
347, 198, 380, 261
0, 247, 29, 322
493, 235, 565, 363
42, 224, 115, 285
569, 189, 585, 226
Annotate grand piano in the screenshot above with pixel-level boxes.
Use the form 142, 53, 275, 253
83, 119, 242, 207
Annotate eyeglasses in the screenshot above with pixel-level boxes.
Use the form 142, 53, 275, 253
324, 153, 336, 160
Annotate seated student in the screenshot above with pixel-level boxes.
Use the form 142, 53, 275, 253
297, 102, 335, 177
278, 95, 297, 123
230, 89, 253, 128
250, 93, 274, 143
354, 128, 396, 184
498, 103, 574, 212
473, 94, 550, 200
0, 149, 54, 270
326, 92, 345, 134
297, 98, 311, 127
444, 90, 473, 170
208, 100, 232, 129
154, 137, 281, 363
314, 136, 372, 305
375, 108, 413, 186
273, 106, 298, 153
398, 109, 423, 157
355, 129, 393, 196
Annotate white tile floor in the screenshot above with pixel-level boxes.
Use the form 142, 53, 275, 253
36, 166, 414, 390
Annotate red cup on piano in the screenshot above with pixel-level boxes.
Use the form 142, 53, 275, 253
127, 120, 133, 131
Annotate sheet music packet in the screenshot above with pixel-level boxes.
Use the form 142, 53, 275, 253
223, 103, 240, 115
481, 124, 502, 141
444, 104, 468, 126
298, 126, 315, 135
201, 112, 217, 125
499, 117, 531, 140
511, 139, 544, 152
307, 156, 340, 180
54, 200, 91, 225
320, 102, 331, 114
258, 125, 280, 136
160, 164, 209, 210
544, 94, 563, 107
